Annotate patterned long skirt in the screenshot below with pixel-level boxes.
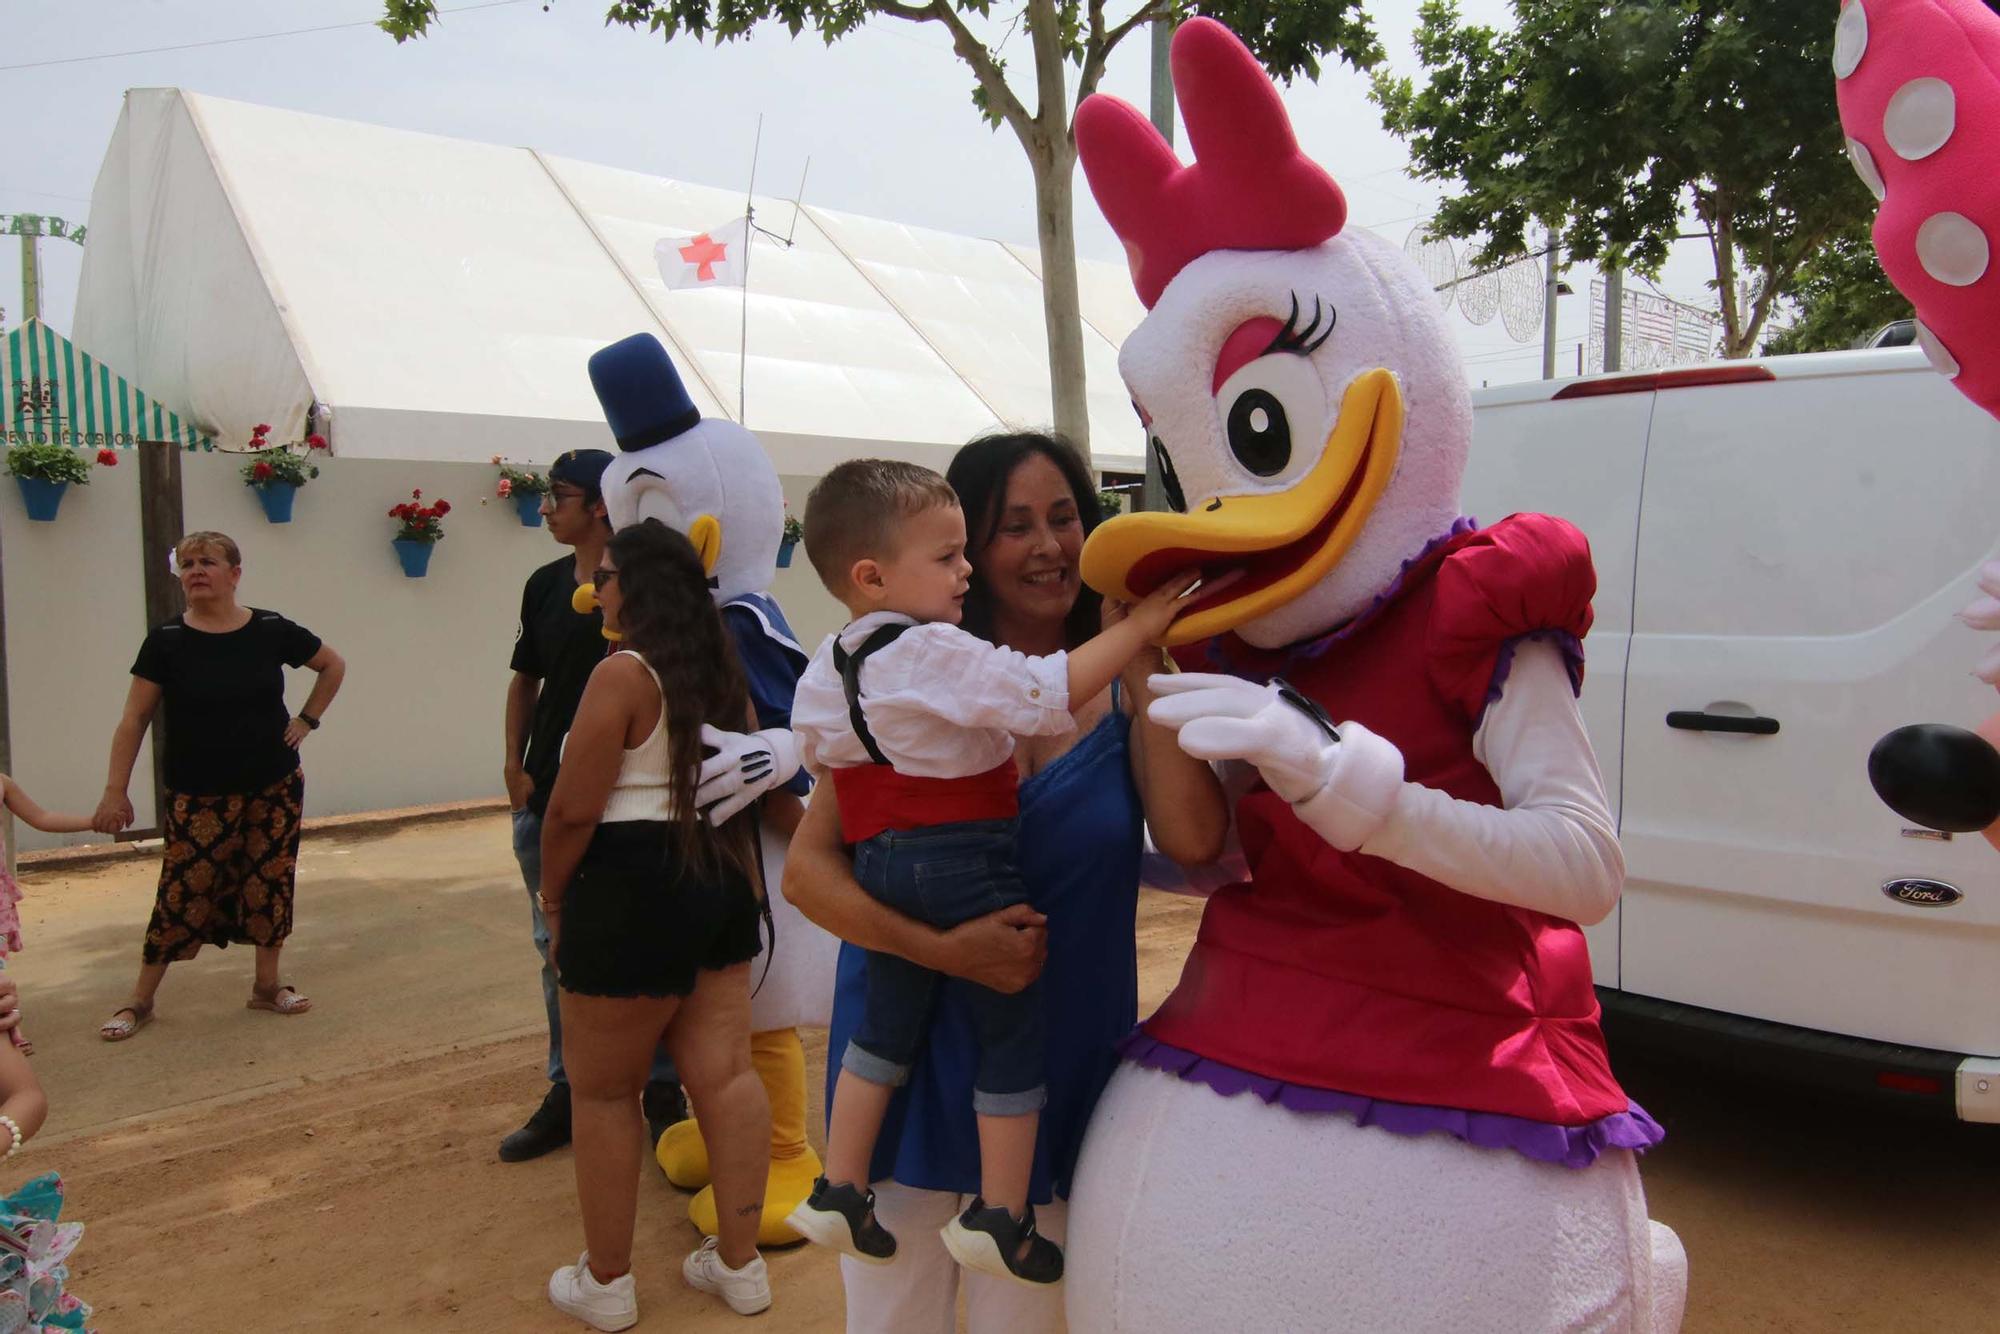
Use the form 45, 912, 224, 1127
143, 769, 305, 964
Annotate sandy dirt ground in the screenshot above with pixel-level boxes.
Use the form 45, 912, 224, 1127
9, 811, 1999, 1331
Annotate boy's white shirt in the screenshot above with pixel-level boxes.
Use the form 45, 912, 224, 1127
792, 611, 1074, 778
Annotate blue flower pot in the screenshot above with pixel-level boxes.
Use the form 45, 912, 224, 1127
513, 491, 545, 527
393, 538, 436, 578
15, 477, 66, 522
776, 538, 796, 568
254, 481, 299, 523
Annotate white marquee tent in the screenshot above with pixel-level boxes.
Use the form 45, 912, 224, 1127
73, 88, 1152, 475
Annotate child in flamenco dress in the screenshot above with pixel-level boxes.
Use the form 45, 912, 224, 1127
0, 776, 95, 1055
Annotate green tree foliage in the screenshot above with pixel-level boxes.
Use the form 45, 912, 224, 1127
1761, 226, 1909, 356
382, 1, 1381, 446
1372, 1, 1875, 358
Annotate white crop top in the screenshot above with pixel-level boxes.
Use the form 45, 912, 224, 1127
599, 650, 679, 823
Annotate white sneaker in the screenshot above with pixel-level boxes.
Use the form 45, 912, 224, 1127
548, 1251, 638, 1332
682, 1236, 773, 1315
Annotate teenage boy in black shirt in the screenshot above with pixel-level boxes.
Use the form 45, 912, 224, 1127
499, 449, 685, 1161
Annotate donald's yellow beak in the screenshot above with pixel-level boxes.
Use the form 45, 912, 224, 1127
1081, 369, 1403, 646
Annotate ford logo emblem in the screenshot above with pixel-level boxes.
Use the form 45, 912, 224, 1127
1883, 878, 1964, 908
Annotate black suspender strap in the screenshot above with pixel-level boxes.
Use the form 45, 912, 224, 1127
830, 623, 910, 767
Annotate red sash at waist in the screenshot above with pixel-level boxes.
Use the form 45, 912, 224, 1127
830, 760, 1019, 844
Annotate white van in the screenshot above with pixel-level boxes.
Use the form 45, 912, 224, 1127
1463, 346, 2000, 1124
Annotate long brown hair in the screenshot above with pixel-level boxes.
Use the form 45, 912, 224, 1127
606, 519, 760, 891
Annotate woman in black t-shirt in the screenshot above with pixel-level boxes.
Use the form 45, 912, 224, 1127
92, 531, 346, 1042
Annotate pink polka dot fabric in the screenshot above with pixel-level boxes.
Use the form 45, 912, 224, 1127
1835, 0, 2000, 419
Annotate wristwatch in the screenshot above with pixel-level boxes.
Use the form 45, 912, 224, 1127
298, 712, 320, 730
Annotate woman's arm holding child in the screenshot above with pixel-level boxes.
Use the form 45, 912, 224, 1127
1, 776, 95, 835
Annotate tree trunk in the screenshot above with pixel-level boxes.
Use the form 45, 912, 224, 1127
1031, 137, 1091, 450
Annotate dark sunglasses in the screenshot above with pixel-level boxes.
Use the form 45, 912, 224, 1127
591, 568, 618, 591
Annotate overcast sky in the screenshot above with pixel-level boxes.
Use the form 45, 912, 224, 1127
5, 0, 1730, 388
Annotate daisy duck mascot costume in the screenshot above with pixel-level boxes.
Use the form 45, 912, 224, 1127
1834, 0, 2000, 847
585, 332, 840, 1245
1059, 21, 1686, 1332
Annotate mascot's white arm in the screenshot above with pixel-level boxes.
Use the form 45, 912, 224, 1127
1152, 639, 1621, 924
696, 723, 804, 826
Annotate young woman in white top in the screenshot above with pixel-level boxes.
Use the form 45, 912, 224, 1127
536, 519, 778, 1329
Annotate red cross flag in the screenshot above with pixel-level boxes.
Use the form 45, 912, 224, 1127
656, 216, 750, 290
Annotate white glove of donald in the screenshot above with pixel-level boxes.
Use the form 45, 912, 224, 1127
696, 723, 803, 826
1147, 673, 1406, 852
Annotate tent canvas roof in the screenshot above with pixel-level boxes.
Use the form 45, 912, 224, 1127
1, 318, 208, 452
73, 89, 1150, 474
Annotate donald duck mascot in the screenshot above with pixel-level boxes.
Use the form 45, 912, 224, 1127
1059, 21, 1687, 1332
584, 332, 839, 1246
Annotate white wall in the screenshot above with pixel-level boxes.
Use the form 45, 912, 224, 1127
3, 450, 846, 852
1, 457, 158, 852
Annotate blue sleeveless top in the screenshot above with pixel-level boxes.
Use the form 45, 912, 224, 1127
823, 696, 1143, 1203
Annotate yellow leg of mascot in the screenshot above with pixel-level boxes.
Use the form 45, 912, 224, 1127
660, 1028, 821, 1246
656, 820, 837, 1247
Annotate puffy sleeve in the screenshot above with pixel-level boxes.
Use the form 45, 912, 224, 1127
1427, 513, 1595, 729
896, 624, 1073, 736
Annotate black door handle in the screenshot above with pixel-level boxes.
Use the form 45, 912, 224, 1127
1667, 711, 1779, 736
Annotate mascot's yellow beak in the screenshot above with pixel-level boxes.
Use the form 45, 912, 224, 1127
687, 514, 722, 577
568, 513, 723, 642
570, 581, 623, 641
1080, 369, 1404, 646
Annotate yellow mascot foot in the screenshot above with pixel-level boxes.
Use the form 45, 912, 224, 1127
689, 1147, 824, 1248
656, 1116, 712, 1191
682, 1027, 823, 1248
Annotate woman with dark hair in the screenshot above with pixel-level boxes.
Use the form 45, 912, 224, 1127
538, 520, 773, 1328
785, 432, 1229, 1332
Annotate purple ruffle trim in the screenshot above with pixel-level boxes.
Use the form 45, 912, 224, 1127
1118, 1031, 1664, 1170
1204, 517, 1480, 682
1485, 628, 1587, 713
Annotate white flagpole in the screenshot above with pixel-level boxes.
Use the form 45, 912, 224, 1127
739, 115, 763, 423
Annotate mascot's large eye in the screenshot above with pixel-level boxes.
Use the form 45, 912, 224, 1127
1150, 435, 1187, 513
1216, 354, 1329, 483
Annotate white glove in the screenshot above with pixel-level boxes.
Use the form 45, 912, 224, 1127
1959, 558, 2000, 686
695, 724, 802, 826
1147, 673, 1405, 852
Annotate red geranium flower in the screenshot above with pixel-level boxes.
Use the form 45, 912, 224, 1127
306, 434, 328, 450
253, 460, 274, 481
412, 488, 422, 500
434, 500, 451, 516
253, 423, 272, 437
96, 449, 118, 466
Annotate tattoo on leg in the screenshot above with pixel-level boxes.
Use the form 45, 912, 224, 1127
734, 1203, 763, 1217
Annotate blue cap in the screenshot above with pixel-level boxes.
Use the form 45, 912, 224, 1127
548, 448, 614, 500
588, 333, 701, 452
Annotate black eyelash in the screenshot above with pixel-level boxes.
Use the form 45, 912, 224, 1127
1264, 292, 1336, 356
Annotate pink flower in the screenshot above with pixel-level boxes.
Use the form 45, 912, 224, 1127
490, 455, 503, 466
497, 479, 513, 498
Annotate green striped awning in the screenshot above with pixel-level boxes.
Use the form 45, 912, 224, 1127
1, 318, 210, 452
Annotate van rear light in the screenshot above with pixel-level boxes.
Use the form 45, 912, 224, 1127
1551, 364, 1776, 399
1875, 1070, 1943, 1095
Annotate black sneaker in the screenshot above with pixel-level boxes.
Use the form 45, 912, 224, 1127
783, 1176, 897, 1264
498, 1083, 571, 1163
643, 1080, 689, 1149
941, 1198, 1063, 1286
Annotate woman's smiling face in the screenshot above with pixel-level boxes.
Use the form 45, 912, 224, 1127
972, 451, 1086, 630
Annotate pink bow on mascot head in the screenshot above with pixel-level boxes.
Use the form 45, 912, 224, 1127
1838, 0, 2000, 846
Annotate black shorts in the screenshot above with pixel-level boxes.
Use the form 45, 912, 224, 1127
555, 821, 764, 999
